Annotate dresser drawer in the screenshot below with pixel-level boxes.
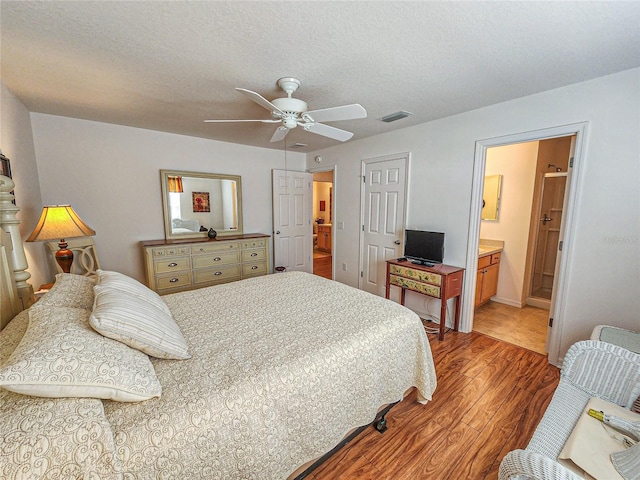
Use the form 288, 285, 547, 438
152, 246, 190, 257
242, 262, 267, 277
242, 248, 266, 262
191, 242, 239, 255
192, 251, 240, 268
156, 272, 192, 291
193, 265, 241, 284
154, 257, 190, 274
241, 239, 267, 249
389, 274, 441, 298
389, 264, 442, 286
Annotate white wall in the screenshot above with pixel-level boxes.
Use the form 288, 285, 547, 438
29, 114, 305, 283
307, 68, 640, 359
481, 142, 539, 307
0, 82, 49, 288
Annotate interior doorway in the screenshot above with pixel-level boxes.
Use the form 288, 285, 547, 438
472, 136, 573, 354
311, 169, 334, 279
464, 123, 587, 366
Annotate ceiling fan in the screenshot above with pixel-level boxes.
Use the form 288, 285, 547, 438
205, 77, 367, 143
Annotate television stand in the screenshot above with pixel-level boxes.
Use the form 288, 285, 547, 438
385, 259, 464, 341
411, 260, 435, 267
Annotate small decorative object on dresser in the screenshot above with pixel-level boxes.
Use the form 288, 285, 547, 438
141, 234, 270, 294
207, 228, 217, 239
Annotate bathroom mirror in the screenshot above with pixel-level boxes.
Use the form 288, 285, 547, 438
481, 174, 502, 221
161, 169, 243, 239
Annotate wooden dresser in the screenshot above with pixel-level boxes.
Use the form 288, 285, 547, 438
385, 259, 464, 341
141, 234, 270, 294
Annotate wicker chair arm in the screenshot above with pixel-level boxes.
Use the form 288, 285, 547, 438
561, 340, 640, 408
499, 450, 584, 480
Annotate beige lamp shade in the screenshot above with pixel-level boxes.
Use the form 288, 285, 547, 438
27, 205, 96, 275
26, 205, 96, 242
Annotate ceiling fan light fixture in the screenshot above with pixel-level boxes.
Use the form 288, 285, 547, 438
283, 117, 298, 129
379, 110, 413, 123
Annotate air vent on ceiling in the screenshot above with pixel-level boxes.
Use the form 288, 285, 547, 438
289, 143, 308, 148
379, 110, 413, 123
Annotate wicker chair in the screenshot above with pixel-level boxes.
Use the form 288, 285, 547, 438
499, 339, 640, 480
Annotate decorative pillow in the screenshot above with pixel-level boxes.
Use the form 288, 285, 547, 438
37, 273, 95, 310
0, 391, 123, 479
0, 305, 162, 402
90, 285, 191, 360
96, 269, 171, 315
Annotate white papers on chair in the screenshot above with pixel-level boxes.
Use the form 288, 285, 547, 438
558, 397, 640, 480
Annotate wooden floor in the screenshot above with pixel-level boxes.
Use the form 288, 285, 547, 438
313, 250, 332, 279
473, 302, 549, 354
306, 329, 560, 480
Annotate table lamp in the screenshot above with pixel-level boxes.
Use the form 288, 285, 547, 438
26, 205, 96, 273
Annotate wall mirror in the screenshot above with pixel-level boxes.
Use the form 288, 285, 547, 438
481, 174, 502, 221
161, 169, 243, 240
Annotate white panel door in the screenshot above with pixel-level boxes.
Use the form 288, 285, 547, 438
360, 155, 408, 296
272, 169, 313, 273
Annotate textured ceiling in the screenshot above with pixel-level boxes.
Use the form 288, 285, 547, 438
2, 1, 639, 153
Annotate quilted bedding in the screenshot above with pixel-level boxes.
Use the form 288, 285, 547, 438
1, 271, 436, 479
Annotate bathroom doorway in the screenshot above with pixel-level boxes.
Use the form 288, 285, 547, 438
312, 170, 334, 279
472, 135, 574, 355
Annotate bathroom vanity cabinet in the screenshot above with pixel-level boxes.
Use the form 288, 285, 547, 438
317, 224, 332, 252
475, 251, 501, 307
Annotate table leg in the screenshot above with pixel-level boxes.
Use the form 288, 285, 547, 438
453, 295, 461, 332
439, 300, 446, 341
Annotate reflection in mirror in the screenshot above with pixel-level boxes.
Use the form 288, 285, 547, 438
481, 174, 502, 221
161, 170, 243, 239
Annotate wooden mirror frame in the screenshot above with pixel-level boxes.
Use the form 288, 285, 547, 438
160, 169, 243, 240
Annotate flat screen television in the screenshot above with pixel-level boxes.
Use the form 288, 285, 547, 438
404, 229, 445, 266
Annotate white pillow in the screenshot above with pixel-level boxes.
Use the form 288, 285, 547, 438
0, 305, 162, 402
0, 392, 122, 479
96, 269, 171, 315
90, 285, 191, 360
38, 273, 96, 310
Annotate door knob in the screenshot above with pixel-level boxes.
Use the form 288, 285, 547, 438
394, 240, 401, 245
275, 230, 280, 235
541, 214, 553, 225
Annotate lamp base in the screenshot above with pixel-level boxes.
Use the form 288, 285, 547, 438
55, 240, 74, 273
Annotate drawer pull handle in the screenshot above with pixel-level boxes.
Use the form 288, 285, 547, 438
214, 257, 221, 261
199, 248, 205, 252
168, 262, 178, 267
169, 278, 179, 283
250, 252, 258, 257
251, 266, 258, 270
215, 271, 222, 276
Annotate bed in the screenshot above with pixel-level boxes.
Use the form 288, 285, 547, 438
0, 178, 436, 479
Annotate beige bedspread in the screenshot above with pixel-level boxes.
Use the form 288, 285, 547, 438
1, 271, 436, 479
104, 272, 436, 478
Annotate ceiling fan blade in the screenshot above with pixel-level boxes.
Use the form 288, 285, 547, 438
270, 126, 289, 143
236, 88, 284, 115
304, 122, 354, 142
204, 119, 280, 123
304, 104, 367, 123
